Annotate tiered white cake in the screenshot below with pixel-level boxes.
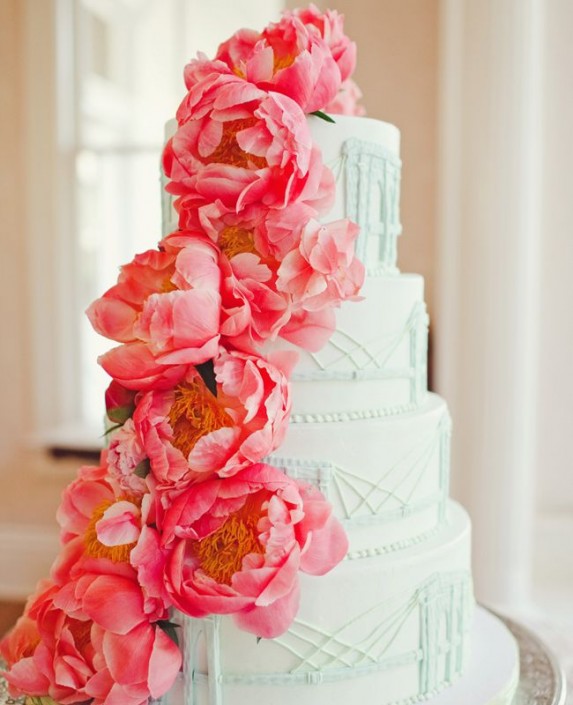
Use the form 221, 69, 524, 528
161, 115, 516, 705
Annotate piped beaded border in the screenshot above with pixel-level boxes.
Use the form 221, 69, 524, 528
290, 400, 421, 424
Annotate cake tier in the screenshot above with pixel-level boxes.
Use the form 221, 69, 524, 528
267, 273, 428, 419
161, 115, 403, 272
426, 608, 519, 705
268, 393, 450, 556
308, 114, 402, 272
170, 501, 473, 705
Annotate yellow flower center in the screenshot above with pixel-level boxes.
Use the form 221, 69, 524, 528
232, 65, 246, 79
218, 225, 259, 260
168, 379, 233, 459
195, 495, 266, 585
83, 498, 138, 563
273, 52, 296, 74
204, 117, 267, 169
160, 275, 177, 293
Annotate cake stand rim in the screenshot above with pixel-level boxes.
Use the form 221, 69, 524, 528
0, 606, 567, 705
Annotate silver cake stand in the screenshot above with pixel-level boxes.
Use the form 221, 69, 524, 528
0, 610, 566, 705
502, 613, 567, 705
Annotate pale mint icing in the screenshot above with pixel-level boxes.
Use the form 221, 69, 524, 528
342, 137, 402, 271
174, 571, 472, 704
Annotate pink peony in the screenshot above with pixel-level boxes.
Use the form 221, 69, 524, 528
132, 349, 293, 493
190, 198, 317, 263
278, 306, 336, 351
325, 78, 366, 116
107, 419, 148, 495
175, 202, 338, 353
0, 613, 41, 668
160, 463, 348, 638
290, 5, 357, 83
258, 13, 342, 113
219, 251, 292, 351
163, 65, 334, 220
215, 15, 341, 114
87, 232, 222, 391
277, 218, 365, 311
53, 454, 171, 621
105, 379, 137, 424
56, 457, 119, 545
1, 577, 180, 705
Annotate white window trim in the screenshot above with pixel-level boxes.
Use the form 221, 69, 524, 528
23, 0, 96, 448
23, 0, 286, 452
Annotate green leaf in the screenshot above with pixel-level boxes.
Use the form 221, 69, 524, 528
310, 110, 336, 124
134, 459, 151, 479
102, 423, 124, 437
158, 619, 180, 647
195, 359, 217, 397
107, 403, 135, 424
25, 696, 65, 705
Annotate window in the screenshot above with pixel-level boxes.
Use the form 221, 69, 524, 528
32, 0, 284, 445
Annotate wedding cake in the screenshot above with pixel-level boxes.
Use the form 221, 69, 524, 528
0, 7, 519, 705
158, 108, 474, 705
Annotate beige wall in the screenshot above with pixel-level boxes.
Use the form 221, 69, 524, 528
0, 0, 27, 458
288, 0, 440, 320
0, 1, 76, 532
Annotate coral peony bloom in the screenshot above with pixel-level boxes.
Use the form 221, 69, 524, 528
216, 13, 342, 114
1, 578, 180, 705
190, 198, 318, 263
290, 4, 357, 84
278, 306, 336, 352
219, 252, 292, 351
325, 78, 366, 116
105, 379, 137, 424
87, 232, 222, 391
161, 463, 348, 638
0, 614, 41, 668
132, 350, 293, 492
258, 13, 341, 113
277, 218, 365, 311
53, 454, 170, 621
107, 419, 148, 495
163, 65, 334, 221
56, 457, 119, 545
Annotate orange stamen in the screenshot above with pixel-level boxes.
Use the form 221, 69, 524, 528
168, 379, 233, 459
83, 498, 139, 563
273, 53, 296, 74
195, 494, 266, 584
218, 226, 259, 260
204, 117, 267, 169
160, 276, 177, 293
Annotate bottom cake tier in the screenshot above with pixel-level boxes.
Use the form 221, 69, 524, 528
165, 501, 474, 705
426, 607, 519, 705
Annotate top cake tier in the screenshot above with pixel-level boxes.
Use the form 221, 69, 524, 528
162, 115, 403, 273
308, 114, 402, 272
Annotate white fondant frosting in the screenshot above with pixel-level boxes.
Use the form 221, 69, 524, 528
426, 608, 519, 705
269, 393, 451, 556
267, 273, 428, 418
308, 114, 402, 271
167, 503, 472, 705
157, 107, 516, 705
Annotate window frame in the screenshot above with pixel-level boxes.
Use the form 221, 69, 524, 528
24, 0, 285, 450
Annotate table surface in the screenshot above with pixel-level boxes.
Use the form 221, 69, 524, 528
0, 610, 567, 705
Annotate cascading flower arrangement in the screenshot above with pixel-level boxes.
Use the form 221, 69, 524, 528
1, 6, 365, 704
